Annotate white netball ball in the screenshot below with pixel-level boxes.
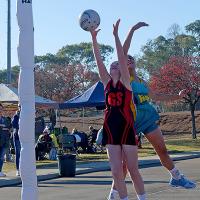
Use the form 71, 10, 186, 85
79, 9, 100, 31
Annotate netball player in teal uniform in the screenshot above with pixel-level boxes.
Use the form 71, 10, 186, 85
108, 21, 196, 200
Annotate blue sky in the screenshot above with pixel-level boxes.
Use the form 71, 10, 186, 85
0, 0, 199, 69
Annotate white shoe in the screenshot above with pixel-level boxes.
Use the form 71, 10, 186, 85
16, 170, 20, 176
107, 191, 119, 200
0, 172, 6, 177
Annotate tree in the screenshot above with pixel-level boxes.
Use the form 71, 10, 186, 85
175, 34, 198, 56
35, 53, 70, 68
150, 56, 200, 139
138, 21, 200, 76
6, 42, 112, 101
0, 65, 20, 84
137, 35, 176, 74
35, 42, 114, 70
34, 64, 99, 102
34, 42, 112, 101
185, 20, 200, 56
167, 23, 181, 38
185, 20, 200, 39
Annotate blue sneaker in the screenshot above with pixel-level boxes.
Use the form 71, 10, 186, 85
169, 175, 196, 189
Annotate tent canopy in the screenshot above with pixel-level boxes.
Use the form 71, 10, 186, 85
0, 83, 58, 109
59, 81, 105, 109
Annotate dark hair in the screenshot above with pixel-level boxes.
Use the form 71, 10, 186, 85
127, 55, 135, 61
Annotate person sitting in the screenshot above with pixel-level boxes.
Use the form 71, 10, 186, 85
35, 127, 53, 161
88, 126, 98, 142
87, 126, 99, 153
35, 114, 45, 141
72, 128, 88, 153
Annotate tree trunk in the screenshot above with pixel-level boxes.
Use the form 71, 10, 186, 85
190, 104, 197, 139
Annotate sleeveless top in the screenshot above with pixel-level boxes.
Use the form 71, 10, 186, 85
130, 77, 160, 128
102, 80, 137, 145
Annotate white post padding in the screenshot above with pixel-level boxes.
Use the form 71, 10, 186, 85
17, 0, 38, 199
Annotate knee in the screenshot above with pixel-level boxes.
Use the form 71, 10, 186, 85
111, 166, 124, 180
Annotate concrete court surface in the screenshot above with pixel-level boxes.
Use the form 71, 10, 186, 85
0, 157, 200, 200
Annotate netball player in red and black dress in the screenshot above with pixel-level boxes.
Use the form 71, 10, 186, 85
90, 19, 146, 200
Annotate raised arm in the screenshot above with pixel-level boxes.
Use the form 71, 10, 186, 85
113, 19, 131, 90
90, 29, 110, 87
123, 22, 149, 56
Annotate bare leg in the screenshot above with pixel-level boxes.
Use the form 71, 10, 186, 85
145, 127, 196, 188
107, 145, 128, 199
145, 127, 174, 170
122, 145, 145, 196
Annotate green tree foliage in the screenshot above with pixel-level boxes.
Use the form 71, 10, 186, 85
35, 53, 70, 68
185, 20, 200, 55
175, 34, 197, 56
185, 20, 200, 38
0, 69, 7, 83
6, 42, 112, 101
0, 66, 20, 84
137, 36, 173, 74
137, 20, 200, 76
35, 42, 114, 70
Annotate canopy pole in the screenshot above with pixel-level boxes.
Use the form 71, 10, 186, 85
58, 108, 62, 133
82, 107, 85, 129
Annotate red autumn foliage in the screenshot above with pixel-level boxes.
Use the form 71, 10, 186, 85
34, 64, 99, 102
150, 56, 200, 103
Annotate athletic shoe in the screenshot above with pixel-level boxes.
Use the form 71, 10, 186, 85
16, 170, 20, 176
0, 172, 6, 177
181, 174, 196, 185
107, 191, 119, 200
169, 175, 196, 189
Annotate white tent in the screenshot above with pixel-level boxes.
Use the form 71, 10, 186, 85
0, 83, 58, 109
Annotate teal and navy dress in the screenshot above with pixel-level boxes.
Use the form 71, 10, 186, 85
130, 78, 160, 134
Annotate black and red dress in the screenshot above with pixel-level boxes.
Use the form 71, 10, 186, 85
102, 80, 137, 145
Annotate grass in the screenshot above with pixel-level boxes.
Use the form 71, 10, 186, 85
3, 162, 16, 173
2, 136, 200, 173
140, 136, 200, 156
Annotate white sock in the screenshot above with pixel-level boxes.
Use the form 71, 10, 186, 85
108, 189, 118, 199
170, 167, 181, 180
137, 193, 146, 200
121, 197, 128, 200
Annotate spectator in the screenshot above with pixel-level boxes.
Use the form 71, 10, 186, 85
0, 104, 11, 177
35, 127, 52, 161
11, 105, 21, 176
88, 126, 98, 153
72, 128, 88, 153
4, 116, 12, 162
35, 114, 45, 141
96, 126, 103, 145
49, 109, 56, 130
88, 126, 98, 141
49, 132, 59, 160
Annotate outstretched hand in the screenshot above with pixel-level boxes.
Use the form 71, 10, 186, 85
90, 29, 101, 38
113, 19, 120, 37
132, 22, 149, 31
